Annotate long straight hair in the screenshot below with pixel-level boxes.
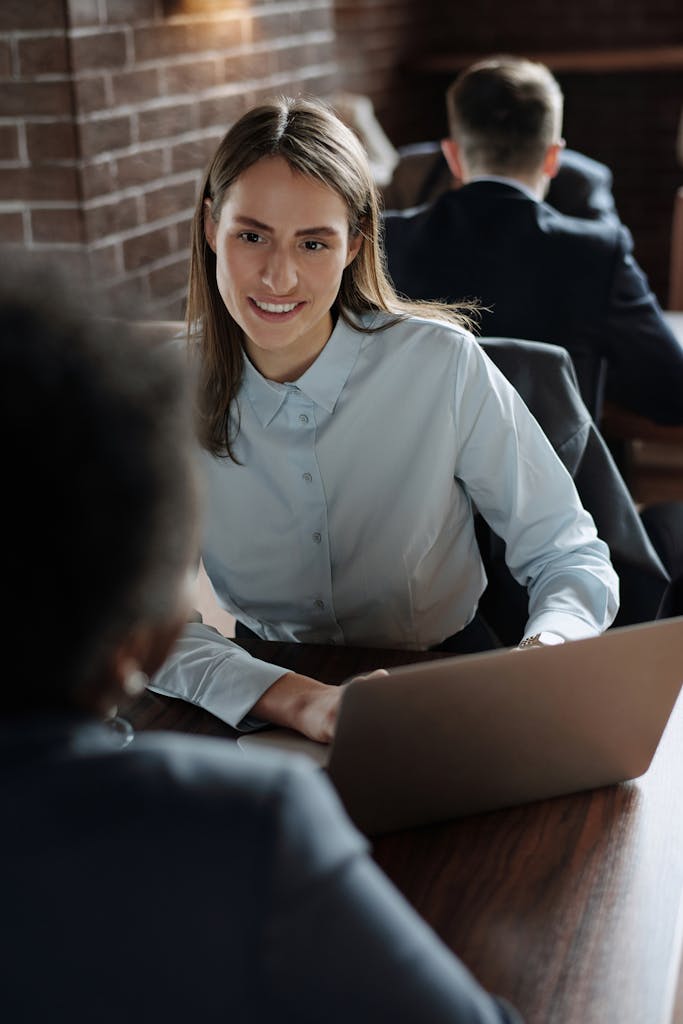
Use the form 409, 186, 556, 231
188, 96, 475, 458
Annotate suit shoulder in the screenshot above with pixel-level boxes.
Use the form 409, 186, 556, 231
537, 201, 625, 249
110, 731, 323, 820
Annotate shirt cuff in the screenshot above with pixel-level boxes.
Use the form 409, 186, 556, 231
522, 610, 603, 642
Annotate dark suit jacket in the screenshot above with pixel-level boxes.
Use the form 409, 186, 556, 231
478, 338, 669, 641
0, 714, 517, 1024
382, 144, 620, 226
384, 181, 683, 424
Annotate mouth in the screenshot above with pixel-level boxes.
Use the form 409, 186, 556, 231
249, 297, 304, 319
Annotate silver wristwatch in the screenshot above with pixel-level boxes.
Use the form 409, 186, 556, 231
518, 631, 565, 649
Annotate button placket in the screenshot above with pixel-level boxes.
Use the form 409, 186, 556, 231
287, 395, 337, 635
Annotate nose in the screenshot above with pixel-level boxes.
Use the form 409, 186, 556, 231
261, 245, 297, 294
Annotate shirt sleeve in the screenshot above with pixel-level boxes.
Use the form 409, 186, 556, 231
601, 227, 683, 424
259, 759, 521, 1024
452, 337, 619, 641
148, 621, 290, 731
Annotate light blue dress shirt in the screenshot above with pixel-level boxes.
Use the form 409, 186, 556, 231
151, 312, 619, 728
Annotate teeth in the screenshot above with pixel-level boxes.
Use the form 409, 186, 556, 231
254, 299, 298, 313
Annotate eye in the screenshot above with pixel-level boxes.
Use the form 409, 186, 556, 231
302, 239, 327, 252
238, 231, 265, 244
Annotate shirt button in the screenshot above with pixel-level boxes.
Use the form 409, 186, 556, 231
299, 414, 309, 424
312, 532, 322, 543
314, 599, 325, 610
302, 472, 312, 482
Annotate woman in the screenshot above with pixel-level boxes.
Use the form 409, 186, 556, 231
1, 266, 520, 1023
152, 97, 618, 742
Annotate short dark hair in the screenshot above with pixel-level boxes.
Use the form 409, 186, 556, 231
446, 56, 563, 176
1, 261, 198, 711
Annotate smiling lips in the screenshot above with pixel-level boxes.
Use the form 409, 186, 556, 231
250, 297, 303, 317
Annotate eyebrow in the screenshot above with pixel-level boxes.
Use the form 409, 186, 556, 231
234, 215, 342, 238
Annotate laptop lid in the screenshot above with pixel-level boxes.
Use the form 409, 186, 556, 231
239, 617, 683, 836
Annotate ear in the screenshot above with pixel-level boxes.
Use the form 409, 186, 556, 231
441, 138, 465, 184
543, 139, 565, 180
345, 227, 364, 268
203, 198, 217, 253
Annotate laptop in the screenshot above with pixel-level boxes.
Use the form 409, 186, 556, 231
238, 616, 683, 835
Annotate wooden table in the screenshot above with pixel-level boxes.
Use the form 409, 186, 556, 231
125, 639, 683, 1024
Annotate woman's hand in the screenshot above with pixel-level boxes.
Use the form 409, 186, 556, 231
251, 672, 342, 743
251, 668, 389, 744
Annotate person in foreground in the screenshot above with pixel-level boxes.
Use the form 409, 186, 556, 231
383, 55, 683, 424
0, 266, 521, 1023
151, 96, 619, 742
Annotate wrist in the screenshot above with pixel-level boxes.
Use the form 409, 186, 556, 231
252, 672, 340, 740
518, 631, 565, 649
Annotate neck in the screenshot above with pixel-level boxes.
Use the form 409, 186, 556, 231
465, 168, 546, 200
244, 311, 334, 383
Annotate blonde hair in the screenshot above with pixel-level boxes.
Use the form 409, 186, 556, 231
188, 96, 475, 457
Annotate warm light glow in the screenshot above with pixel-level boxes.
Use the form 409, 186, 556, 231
163, 0, 244, 13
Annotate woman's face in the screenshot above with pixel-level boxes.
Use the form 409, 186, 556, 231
204, 156, 362, 381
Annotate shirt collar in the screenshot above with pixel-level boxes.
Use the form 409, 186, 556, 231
241, 314, 367, 427
467, 175, 540, 202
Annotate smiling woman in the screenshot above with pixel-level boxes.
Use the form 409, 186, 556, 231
150, 96, 619, 746
203, 156, 362, 382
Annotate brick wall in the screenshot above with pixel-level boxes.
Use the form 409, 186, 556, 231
2, 0, 681, 308
333, 0, 437, 143
0, 0, 337, 318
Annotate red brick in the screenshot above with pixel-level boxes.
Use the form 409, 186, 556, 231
174, 215, 193, 250
79, 115, 132, 158
111, 68, 160, 107
248, 47, 277, 79
251, 11, 293, 41
198, 93, 245, 131
0, 82, 73, 117
31, 207, 84, 244
26, 121, 78, 162
162, 58, 219, 97
134, 24, 194, 62
103, 0, 156, 22
0, 40, 12, 79
137, 103, 195, 144
18, 34, 70, 75
220, 53, 246, 84
73, 75, 109, 115
0, 124, 20, 161
70, 31, 127, 72
80, 160, 116, 200
84, 195, 139, 240
67, 0, 101, 28
189, 17, 244, 51
0, 211, 25, 244
148, 255, 189, 299
170, 134, 223, 174
300, 7, 333, 32
143, 178, 197, 223
115, 147, 165, 188
123, 224, 175, 271
0, 166, 79, 202
0, 0, 65, 31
